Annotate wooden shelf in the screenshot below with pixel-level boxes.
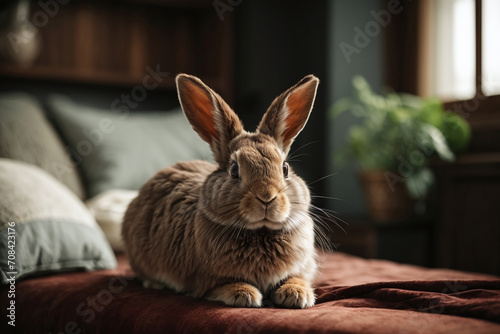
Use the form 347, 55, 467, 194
0, 65, 168, 88
0, 64, 222, 91
0, 1, 233, 100
125, 0, 213, 8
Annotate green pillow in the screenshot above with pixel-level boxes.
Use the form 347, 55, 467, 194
0, 159, 116, 284
47, 95, 213, 198
0, 92, 85, 199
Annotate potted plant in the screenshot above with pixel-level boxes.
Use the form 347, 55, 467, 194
332, 76, 471, 222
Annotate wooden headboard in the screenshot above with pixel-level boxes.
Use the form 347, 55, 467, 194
0, 0, 234, 103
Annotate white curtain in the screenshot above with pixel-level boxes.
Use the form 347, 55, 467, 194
432, 0, 476, 101
482, 0, 500, 96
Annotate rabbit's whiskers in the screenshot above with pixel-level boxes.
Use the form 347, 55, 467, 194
212, 214, 246, 253
307, 173, 338, 186
289, 208, 333, 252
287, 200, 348, 252
287, 141, 319, 161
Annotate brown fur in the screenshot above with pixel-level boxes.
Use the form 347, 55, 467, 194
122, 74, 320, 308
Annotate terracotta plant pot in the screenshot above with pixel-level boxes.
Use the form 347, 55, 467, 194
358, 170, 413, 223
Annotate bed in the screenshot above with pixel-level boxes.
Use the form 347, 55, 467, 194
2, 251, 499, 333
0, 84, 500, 334
0, 96, 499, 333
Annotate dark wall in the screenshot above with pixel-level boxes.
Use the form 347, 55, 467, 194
327, 0, 385, 218
233, 1, 329, 204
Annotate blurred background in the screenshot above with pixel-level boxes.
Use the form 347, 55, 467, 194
0, 0, 498, 275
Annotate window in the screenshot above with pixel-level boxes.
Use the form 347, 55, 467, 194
416, 0, 500, 138
420, 0, 500, 100
482, 0, 500, 96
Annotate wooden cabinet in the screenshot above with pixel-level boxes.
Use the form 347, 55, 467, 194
434, 153, 500, 276
326, 217, 434, 267
329, 153, 500, 276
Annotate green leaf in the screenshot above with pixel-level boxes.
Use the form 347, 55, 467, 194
406, 168, 434, 199
331, 97, 356, 118
388, 107, 411, 123
352, 76, 371, 93
441, 112, 471, 152
399, 93, 423, 109
421, 124, 455, 161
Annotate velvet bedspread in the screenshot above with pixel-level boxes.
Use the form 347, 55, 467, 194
2, 251, 499, 333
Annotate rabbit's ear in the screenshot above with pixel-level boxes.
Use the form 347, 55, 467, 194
258, 75, 319, 156
176, 74, 244, 167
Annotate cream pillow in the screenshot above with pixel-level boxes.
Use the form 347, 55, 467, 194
0, 159, 116, 284
86, 189, 138, 252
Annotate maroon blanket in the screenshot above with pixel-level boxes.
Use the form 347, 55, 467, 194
2, 252, 500, 333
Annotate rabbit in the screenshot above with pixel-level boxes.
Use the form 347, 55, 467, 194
122, 73, 320, 308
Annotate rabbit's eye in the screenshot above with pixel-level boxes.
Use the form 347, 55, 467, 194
230, 161, 239, 178
283, 161, 289, 178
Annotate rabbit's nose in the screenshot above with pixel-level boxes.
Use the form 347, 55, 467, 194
256, 195, 277, 206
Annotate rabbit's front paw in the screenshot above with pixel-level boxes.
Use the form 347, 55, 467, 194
142, 280, 165, 290
207, 282, 263, 308
271, 277, 315, 309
